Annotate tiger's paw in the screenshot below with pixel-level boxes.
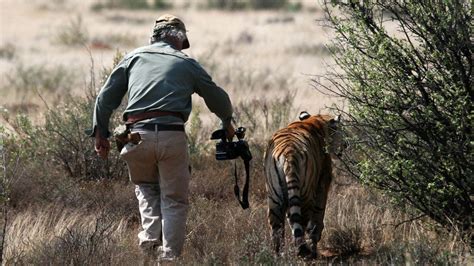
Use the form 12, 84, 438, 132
297, 243, 312, 258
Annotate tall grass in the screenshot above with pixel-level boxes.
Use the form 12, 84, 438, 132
4, 206, 138, 265
3, 157, 469, 264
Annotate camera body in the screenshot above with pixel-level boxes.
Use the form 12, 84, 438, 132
211, 127, 252, 161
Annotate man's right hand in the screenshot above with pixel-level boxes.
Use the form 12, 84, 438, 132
95, 130, 110, 159
225, 124, 235, 141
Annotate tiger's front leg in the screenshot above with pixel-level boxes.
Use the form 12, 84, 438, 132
308, 169, 332, 258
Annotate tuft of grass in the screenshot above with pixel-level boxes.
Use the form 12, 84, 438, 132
325, 226, 363, 257
290, 43, 339, 55
0, 43, 15, 60
90, 33, 137, 49
233, 91, 295, 141
104, 14, 147, 24
186, 106, 212, 159
5, 63, 76, 95
204, 0, 291, 10
54, 15, 89, 46
91, 0, 172, 11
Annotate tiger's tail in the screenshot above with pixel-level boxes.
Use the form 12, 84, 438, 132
283, 155, 305, 247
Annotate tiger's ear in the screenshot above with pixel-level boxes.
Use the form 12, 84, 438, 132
329, 114, 341, 127
299, 111, 311, 121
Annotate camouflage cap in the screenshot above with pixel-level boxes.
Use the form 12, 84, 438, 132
153, 14, 190, 49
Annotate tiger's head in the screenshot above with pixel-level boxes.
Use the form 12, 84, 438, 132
299, 111, 345, 157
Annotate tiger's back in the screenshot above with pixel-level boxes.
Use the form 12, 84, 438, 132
264, 112, 339, 258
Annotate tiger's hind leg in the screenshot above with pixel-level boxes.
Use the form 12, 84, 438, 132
268, 204, 285, 254
266, 155, 288, 254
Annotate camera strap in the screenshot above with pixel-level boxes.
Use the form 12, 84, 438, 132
233, 159, 250, 209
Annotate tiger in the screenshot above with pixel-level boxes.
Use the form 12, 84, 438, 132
263, 111, 343, 258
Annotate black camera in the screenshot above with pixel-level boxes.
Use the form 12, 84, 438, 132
210, 127, 252, 161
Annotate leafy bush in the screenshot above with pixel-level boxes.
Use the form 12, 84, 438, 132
319, 1, 472, 234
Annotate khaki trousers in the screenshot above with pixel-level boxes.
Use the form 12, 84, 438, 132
120, 129, 190, 258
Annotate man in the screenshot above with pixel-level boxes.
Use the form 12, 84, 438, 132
90, 14, 234, 261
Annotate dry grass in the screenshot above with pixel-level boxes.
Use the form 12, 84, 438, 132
4, 157, 469, 264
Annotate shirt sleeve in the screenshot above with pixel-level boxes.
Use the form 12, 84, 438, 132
192, 61, 233, 128
89, 59, 129, 138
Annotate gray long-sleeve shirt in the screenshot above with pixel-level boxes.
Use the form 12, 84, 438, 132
90, 41, 233, 138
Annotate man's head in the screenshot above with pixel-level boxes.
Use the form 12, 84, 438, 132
150, 14, 190, 50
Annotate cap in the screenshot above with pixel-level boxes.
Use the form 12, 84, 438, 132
153, 14, 190, 49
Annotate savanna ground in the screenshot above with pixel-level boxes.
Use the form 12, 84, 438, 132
0, 0, 471, 264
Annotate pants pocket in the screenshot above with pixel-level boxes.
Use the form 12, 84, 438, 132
120, 142, 142, 161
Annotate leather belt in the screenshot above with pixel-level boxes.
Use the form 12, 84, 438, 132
132, 123, 185, 132
126, 110, 184, 124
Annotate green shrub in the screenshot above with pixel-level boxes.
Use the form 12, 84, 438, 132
320, 1, 472, 234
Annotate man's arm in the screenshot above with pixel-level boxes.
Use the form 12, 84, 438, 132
192, 61, 234, 139
91, 59, 129, 157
